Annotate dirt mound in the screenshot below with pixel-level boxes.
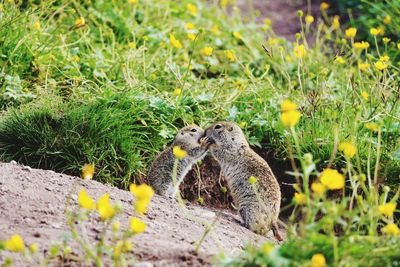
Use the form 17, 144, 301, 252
0, 161, 279, 266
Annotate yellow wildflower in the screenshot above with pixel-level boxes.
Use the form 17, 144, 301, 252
267, 38, 278, 46
82, 163, 94, 179
186, 22, 195, 30
134, 200, 148, 215
74, 17, 86, 28
233, 31, 242, 40
130, 217, 147, 234
293, 44, 306, 59
320, 2, 329, 10
220, 0, 229, 8
264, 18, 272, 26
0, 4, 3, 12
397, 43, 400, 49
358, 63, 370, 71
339, 142, 357, 158
353, 41, 370, 50
173, 88, 182, 96
375, 61, 388, 71
186, 3, 197, 16
96, 193, 115, 220
364, 122, 379, 132
382, 223, 400, 236
383, 15, 391, 24
169, 34, 183, 49
239, 121, 247, 129
128, 0, 138, 4
29, 243, 38, 254
224, 50, 235, 61
200, 46, 213, 57
345, 27, 357, 38
378, 203, 396, 217
4, 235, 25, 252
311, 183, 326, 196
370, 28, 381, 36
305, 15, 314, 24
128, 42, 136, 49
211, 25, 220, 35
187, 33, 196, 41
361, 91, 369, 100
32, 21, 41, 30
130, 183, 154, 202
112, 220, 120, 232
311, 254, 326, 267
383, 37, 390, 44
380, 55, 390, 62
78, 189, 95, 210
173, 146, 187, 159
293, 192, 306, 205
262, 243, 273, 254
248, 176, 257, 184
281, 99, 297, 112
335, 56, 345, 64
281, 110, 301, 127
332, 16, 340, 29
320, 168, 345, 190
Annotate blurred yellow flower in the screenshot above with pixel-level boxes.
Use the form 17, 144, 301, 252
239, 121, 247, 128
78, 189, 95, 210
200, 46, 213, 56
220, 0, 229, 8
281, 110, 301, 127
134, 200, 148, 215
320, 2, 329, 10
383, 15, 391, 24
311, 183, 326, 195
29, 243, 38, 254
345, 27, 357, 38
305, 15, 314, 24
173, 146, 187, 159
130, 183, 154, 202
335, 56, 345, 64
339, 142, 357, 158
224, 50, 235, 61
264, 18, 272, 26
0, 4, 3, 12
397, 43, 400, 49
82, 163, 95, 179
248, 176, 257, 184
186, 22, 195, 30
130, 217, 147, 234
74, 17, 86, 28
383, 37, 390, 44
112, 220, 120, 232
370, 28, 381, 36
233, 31, 242, 40
128, 0, 138, 4
128, 42, 136, 49
5, 235, 25, 252
353, 41, 370, 50
379, 203, 396, 217
187, 33, 196, 41
96, 193, 115, 220
186, 3, 197, 16
382, 223, 400, 236
293, 44, 306, 59
380, 55, 390, 62
281, 99, 297, 112
361, 91, 369, 100
375, 60, 388, 71
262, 242, 273, 254
332, 16, 340, 29
320, 168, 345, 190
311, 253, 326, 267
211, 25, 220, 35
32, 21, 41, 30
364, 122, 379, 132
169, 34, 183, 49
358, 63, 370, 71
173, 88, 182, 96
294, 192, 306, 205
267, 38, 278, 46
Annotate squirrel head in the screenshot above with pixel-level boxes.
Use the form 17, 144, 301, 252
205, 121, 249, 155
173, 125, 205, 148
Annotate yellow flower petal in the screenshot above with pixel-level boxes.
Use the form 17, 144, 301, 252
5, 235, 25, 252
130, 217, 147, 234
78, 189, 95, 210
172, 146, 187, 159
320, 168, 345, 190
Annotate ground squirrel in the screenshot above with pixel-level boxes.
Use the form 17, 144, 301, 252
147, 126, 208, 197
204, 121, 283, 241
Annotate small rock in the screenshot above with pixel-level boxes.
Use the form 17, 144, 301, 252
132, 262, 154, 267
22, 166, 32, 172
10, 160, 17, 165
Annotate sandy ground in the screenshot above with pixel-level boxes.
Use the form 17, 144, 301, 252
0, 161, 281, 266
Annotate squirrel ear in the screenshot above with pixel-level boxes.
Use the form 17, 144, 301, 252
228, 126, 233, 132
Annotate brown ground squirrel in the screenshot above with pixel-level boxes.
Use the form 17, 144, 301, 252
147, 126, 208, 197
204, 121, 283, 241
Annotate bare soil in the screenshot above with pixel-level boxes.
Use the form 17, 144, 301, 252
0, 161, 279, 266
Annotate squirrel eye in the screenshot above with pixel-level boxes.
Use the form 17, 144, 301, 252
214, 124, 223, 130
190, 128, 197, 132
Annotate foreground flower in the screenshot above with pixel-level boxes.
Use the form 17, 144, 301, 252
248, 176, 257, 184
339, 142, 357, 158
383, 15, 391, 24
345, 27, 357, 38
96, 193, 115, 220
332, 15, 340, 29
186, 3, 197, 16
224, 50, 235, 61
382, 223, 400, 236
78, 189, 95, 210
293, 192, 306, 205
200, 46, 213, 57
172, 88, 182, 96
358, 63, 370, 71
311, 183, 326, 196
130, 217, 147, 234
4, 235, 25, 252
305, 15, 314, 24
82, 163, 95, 179
370, 27, 381, 36
169, 34, 183, 49
364, 122, 379, 132
293, 44, 306, 59
380, 55, 390, 62
320, 168, 345, 190
361, 91, 369, 100
130, 184, 155, 201
185, 22, 195, 30
320, 2, 329, 10
281, 110, 301, 127
74, 17, 86, 28
311, 253, 326, 267
262, 243, 273, 254
172, 146, 187, 159
187, 33, 196, 41
379, 203, 396, 217
335, 56, 345, 64
233, 31, 242, 40
353, 41, 370, 50
280, 99, 297, 112
375, 60, 388, 71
